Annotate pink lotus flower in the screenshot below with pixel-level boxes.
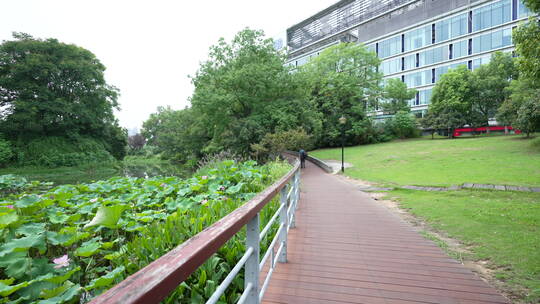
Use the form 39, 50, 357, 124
89, 198, 98, 203
6, 205, 14, 209
201, 199, 208, 205
201, 176, 208, 180
218, 186, 226, 191
53, 255, 70, 269
221, 196, 228, 201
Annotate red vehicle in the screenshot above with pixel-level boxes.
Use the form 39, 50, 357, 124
453, 126, 521, 137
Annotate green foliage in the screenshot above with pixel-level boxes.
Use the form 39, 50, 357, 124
498, 78, 540, 136
14, 136, 115, 167
514, 17, 540, 87
381, 78, 416, 115
251, 128, 314, 159
142, 106, 205, 163
523, 0, 540, 13
189, 28, 319, 156
0, 33, 127, 164
425, 53, 517, 135
0, 138, 13, 166
427, 66, 475, 134
471, 52, 518, 126
515, 98, 540, 137
0, 160, 290, 303
127, 134, 146, 155
387, 111, 419, 139
300, 43, 383, 147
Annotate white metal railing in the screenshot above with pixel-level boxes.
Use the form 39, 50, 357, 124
207, 169, 300, 304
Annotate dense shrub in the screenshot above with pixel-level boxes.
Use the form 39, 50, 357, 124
251, 128, 314, 159
0, 138, 13, 166
390, 111, 420, 139
15, 137, 115, 167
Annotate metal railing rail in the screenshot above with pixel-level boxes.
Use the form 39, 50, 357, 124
90, 160, 301, 304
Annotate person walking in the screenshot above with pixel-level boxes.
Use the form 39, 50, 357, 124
299, 149, 307, 168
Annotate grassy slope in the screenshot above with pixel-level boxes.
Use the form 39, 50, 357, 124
311, 135, 540, 187
389, 189, 540, 302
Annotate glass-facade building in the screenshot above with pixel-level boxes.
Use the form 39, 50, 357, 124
285, 0, 532, 117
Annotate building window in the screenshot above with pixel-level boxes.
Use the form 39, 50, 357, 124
404, 54, 416, 71
473, 0, 511, 32
420, 45, 449, 66
431, 24, 436, 44
435, 19, 450, 42
449, 44, 453, 59
404, 25, 432, 52
378, 35, 401, 58
380, 57, 401, 75
451, 13, 468, 38
472, 28, 512, 54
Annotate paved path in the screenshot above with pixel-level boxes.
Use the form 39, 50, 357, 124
262, 162, 508, 304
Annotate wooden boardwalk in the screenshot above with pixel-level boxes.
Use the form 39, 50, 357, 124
262, 162, 508, 304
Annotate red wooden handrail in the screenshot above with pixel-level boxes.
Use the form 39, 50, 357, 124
89, 160, 300, 304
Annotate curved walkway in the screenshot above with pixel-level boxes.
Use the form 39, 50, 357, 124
262, 161, 508, 304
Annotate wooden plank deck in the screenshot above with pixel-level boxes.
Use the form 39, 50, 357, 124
262, 162, 508, 304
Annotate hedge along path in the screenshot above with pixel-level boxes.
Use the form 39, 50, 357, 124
262, 160, 509, 304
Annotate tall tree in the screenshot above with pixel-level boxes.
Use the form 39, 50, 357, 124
381, 78, 417, 115
142, 107, 207, 162
471, 52, 518, 126
513, 19, 540, 87
497, 78, 540, 136
0, 33, 126, 159
189, 28, 320, 155
428, 65, 475, 137
300, 43, 383, 146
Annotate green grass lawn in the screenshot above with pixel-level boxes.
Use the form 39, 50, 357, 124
311, 135, 540, 187
388, 189, 540, 303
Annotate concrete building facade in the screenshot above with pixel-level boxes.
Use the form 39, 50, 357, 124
285, 0, 532, 118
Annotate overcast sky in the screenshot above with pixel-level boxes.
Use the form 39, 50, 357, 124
0, 0, 337, 132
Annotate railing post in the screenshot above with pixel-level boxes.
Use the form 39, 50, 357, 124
290, 170, 300, 228
245, 213, 260, 304
278, 185, 288, 263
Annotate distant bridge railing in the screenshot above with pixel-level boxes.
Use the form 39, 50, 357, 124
89, 160, 301, 304
284, 150, 333, 173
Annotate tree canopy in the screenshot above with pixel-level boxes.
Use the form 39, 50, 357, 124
427, 65, 474, 133
381, 78, 416, 115
471, 52, 518, 126
0, 33, 126, 164
189, 28, 320, 155
299, 42, 383, 146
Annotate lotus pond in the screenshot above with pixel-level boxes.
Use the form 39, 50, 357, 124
0, 160, 290, 303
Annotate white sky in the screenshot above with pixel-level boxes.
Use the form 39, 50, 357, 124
0, 0, 337, 132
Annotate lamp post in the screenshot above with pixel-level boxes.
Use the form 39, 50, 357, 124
339, 115, 347, 173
